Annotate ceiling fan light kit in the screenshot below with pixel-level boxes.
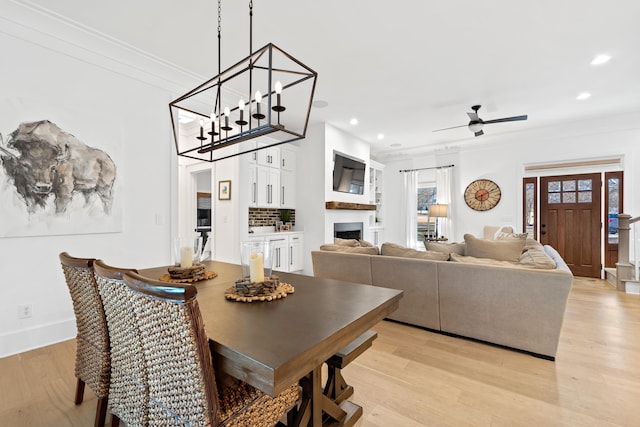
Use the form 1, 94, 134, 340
169, 0, 317, 162
434, 104, 527, 137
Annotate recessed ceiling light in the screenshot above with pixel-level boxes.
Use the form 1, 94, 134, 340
576, 92, 591, 100
377, 133, 384, 140
390, 143, 401, 147
312, 100, 329, 108
349, 118, 358, 125
591, 54, 611, 65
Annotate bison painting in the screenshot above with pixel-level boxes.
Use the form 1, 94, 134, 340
0, 120, 116, 215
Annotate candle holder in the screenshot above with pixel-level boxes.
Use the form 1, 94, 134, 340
240, 241, 272, 284
173, 236, 203, 268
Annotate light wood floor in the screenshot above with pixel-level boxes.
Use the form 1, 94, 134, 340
1, 277, 639, 426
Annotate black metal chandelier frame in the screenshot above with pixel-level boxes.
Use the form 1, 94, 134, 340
169, 0, 317, 163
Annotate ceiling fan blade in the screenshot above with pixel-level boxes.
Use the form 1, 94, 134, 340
474, 130, 484, 137
432, 124, 469, 132
483, 115, 528, 124
467, 112, 479, 121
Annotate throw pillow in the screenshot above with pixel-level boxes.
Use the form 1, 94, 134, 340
423, 241, 466, 256
495, 231, 528, 241
483, 225, 514, 240
464, 233, 526, 263
518, 247, 556, 269
334, 238, 360, 247
320, 244, 379, 255
381, 243, 449, 261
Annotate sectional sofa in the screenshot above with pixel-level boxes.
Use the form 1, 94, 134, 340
311, 233, 573, 360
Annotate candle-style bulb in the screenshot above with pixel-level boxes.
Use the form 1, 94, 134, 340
252, 91, 266, 120
236, 99, 248, 127
221, 106, 232, 131
197, 118, 206, 140
272, 81, 286, 114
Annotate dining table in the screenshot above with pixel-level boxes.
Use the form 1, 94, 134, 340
140, 260, 403, 427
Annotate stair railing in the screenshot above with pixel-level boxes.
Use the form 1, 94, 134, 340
616, 214, 639, 290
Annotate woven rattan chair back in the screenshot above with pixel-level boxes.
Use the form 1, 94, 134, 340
122, 272, 300, 427
123, 272, 220, 426
59, 252, 109, 427
93, 260, 146, 427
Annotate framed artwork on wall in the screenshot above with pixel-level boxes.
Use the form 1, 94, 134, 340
218, 180, 231, 200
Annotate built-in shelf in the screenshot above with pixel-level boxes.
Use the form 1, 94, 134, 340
325, 201, 376, 211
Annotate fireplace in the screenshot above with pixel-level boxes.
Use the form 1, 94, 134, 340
334, 222, 363, 240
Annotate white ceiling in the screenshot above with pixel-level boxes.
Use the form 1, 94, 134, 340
28, 0, 640, 159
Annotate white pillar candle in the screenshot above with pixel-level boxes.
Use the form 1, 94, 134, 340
180, 246, 193, 268
249, 252, 264, 283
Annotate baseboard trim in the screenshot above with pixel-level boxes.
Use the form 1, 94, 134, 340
0, 318, 76, 358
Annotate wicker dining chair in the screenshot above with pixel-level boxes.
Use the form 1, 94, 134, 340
58, 252, 109, 427
122, 271, 301, 426
93, 260, 144, 427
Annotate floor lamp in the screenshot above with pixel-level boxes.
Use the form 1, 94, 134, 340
428, 204, 448, 239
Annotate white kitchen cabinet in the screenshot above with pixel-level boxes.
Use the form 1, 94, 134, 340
280, 170, 296, 208
256, 166, 280, 207
268, 236, 289, 272
280, 148, 296, 171
257, 143, 280, 168
288, 233, 304, 272
248, 164, 258, 207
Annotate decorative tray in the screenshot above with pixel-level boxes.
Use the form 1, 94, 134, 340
225, 276, 294, 302
159, 270, 218, 283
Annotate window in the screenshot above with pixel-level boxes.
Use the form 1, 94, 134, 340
523, 177, 537, 239
417, 183, 437, 246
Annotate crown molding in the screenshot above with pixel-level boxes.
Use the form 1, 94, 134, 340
0, 0, 204, 94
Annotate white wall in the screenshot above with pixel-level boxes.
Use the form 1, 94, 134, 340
0, 3, 200, 357
379, 112, 640, 246
297, 123, 374, 274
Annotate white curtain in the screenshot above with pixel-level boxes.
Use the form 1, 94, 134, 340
436, 167, 453, 239
402, 171, 418, 248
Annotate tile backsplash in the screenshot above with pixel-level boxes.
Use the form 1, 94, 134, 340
248, 208, 296, 228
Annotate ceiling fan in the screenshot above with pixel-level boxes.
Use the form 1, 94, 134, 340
433, 105, 528, 137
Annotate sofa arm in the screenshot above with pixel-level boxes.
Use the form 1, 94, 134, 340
438, 262, 573, 359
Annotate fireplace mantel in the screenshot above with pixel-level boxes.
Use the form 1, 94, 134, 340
325, 201, 376, 211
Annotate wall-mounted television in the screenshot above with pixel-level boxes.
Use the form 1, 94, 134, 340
332, 152, 366, 195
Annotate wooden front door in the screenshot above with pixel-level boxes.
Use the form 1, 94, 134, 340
540, 173, 601, 277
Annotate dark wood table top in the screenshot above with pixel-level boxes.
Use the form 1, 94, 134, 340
139, 261, 403, 397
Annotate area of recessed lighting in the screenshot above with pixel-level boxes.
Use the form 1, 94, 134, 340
576, 92, 591, 100
590, 54, 611, 65
377, 133, 384, 140
312, 99, 329, 108
390, 143, 401, 147
349, 118, 358, 125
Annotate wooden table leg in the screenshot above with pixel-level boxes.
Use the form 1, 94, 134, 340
294, 366, 362, 426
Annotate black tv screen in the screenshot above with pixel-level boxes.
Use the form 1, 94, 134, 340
333, 152, 366, 195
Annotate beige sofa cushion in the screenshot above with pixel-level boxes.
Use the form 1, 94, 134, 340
518, 246, 556, 269
381, 243, 449, 261
424, 241, 466, 256
450, 253, 519, 268
320, 244, 380, 255
464, 234, 525, 262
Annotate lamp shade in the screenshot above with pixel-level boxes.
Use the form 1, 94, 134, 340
429, 204, 448, 218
